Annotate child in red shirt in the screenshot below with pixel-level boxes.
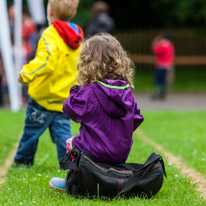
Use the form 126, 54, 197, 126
152, 32, 175, 100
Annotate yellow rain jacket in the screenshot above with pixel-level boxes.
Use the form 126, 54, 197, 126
20, 21, 83, 112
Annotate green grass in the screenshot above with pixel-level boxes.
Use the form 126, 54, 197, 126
0, 109, 25, 166
0, 109, 206, 205
140, 110, 206, 175
134, 67, 206, 92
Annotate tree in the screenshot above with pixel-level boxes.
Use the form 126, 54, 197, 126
150, 0, 206, 26
72, 0, 94, 29
6, 0, 206, 29
105, 0, 206, 28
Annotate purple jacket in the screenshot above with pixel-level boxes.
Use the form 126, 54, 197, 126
63, 79, 144, 164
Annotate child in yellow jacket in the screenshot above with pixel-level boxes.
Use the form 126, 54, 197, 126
14, 0, 83, 167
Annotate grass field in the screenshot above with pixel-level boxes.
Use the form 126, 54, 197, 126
0, 109, 206, 205
0, 110, 25, 166
133, 67, 206, 92
141, 111, 206, 175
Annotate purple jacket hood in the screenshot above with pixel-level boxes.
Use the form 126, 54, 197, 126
93, 79, 133, 117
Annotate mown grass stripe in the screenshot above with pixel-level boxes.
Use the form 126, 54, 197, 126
137, 129, 206, 200
0, 136, 21, 185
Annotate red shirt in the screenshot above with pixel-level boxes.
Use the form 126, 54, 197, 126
153, 39, 175, 69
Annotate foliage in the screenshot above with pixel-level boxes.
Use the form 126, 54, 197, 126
72, 0, 94, 29
6, 0, 206, 28
149, 0, 206, 26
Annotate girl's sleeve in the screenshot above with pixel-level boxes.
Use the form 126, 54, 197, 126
63, 85, 94, 123
133, 101, 144, 131
20, 29, 58, 83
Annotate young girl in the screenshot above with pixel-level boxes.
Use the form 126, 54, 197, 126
50, 33, 144, 191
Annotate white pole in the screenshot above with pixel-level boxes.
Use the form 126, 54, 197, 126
14, 0, 23, 107
27, 0, 46, 25
0, 0, 20, 112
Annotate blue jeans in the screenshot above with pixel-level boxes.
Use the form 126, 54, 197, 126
154, 67, 168, 89
14, 98, 72, 165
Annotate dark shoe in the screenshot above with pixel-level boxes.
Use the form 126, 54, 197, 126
152, 88, 167, 100
12, 161, 33, 168
159, 90, 167, 100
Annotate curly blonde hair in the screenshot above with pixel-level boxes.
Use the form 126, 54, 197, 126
77, 33, 135, 89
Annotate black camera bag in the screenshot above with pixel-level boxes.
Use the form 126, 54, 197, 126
60, 147, 166, 199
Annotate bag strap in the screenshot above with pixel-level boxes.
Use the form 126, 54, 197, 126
60, 160, 78, 170
59, 147, 81, 170
118, 169, 143, 196
119, 152, 166, 196
144, 152, 167, 177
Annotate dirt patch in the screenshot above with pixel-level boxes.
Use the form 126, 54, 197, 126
137, 130, 206, 199
0, 143, 18, 185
